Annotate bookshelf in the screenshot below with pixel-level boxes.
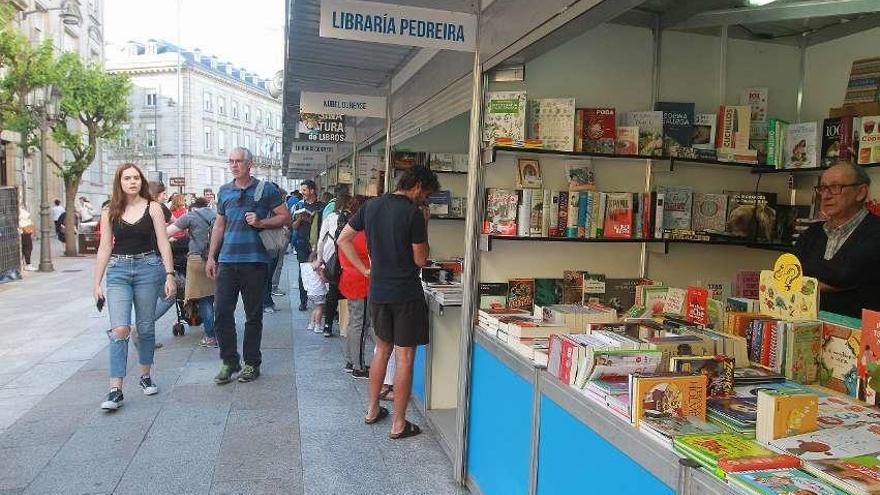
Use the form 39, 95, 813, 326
480, 234, 793, 253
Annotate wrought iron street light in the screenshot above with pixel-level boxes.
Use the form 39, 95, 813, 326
20, 0, 83, 26
26, 85, 61, 272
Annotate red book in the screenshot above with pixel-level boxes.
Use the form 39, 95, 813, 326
558, 335, 577, 384
685, 287, 709, 326
717, 454, 801, 473
760, 320, 775, 367
584, 108, 616, 154
603, 192, 633, 239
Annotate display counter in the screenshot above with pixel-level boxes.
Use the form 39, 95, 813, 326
467, 331, 736, 495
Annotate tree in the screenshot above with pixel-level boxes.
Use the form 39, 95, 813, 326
49, 53, 130, 255
0, 30, 56, 156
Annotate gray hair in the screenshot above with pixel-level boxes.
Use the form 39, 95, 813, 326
831, 159, 871, 187
230, 147, 253, 162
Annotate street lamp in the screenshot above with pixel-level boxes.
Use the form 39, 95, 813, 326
26, 85, 61, 272
20, 0, 83, 26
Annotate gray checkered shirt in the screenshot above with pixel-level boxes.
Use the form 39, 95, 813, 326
823, 208, 868, 260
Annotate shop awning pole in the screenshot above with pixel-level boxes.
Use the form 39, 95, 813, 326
383, 83, 393, 194
352, 121, 359, 193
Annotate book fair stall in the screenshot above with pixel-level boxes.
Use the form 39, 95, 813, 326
282, 1, 880, 494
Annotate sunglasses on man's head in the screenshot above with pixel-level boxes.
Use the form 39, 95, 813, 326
237, 189, 247, 205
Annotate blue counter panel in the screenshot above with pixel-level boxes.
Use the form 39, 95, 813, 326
413, 345, 426, 403
467, 342, 533, 495
537, 395, 673, 495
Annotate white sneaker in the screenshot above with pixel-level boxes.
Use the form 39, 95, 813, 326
312, 324, 322, 334
139, 375, 159, 396
23, 264, 36, 271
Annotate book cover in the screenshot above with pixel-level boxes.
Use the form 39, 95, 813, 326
664, 287, 687, 316
725, 191, 778, 242
582, 272, 607, 302
546, 190, 559, 237
516, 158, 543, 189
483, 91, 527, 144
670, 355, 735, 398
603, 192, 634, 239
692, 193, 728, 232
478, 282, 508, 310
685, 286, 710, 326
624, 111, 664, 157
771, 424, 880, 461
822, 118, 843, 167
673, 433, 790, 474
734, 367, 786, 385
528, 98, 576, 152
577, 192, 589, 238
640, 415, 721, 439
585, 350, 663, 383
860, 310, 880, 406
756, 390, 819, 442
728, 469, 849, 495
657, 185, 693, 231
629, 372, 707, 426
818, 395, 880, 429
655, 101, 695, 154
859, 116, 880, 165
603, 278, 640, 314
840, 115, 860, 163
534, 279, 564, 307
556, 191, 569, 238
391, 151, 427, 169
529, 191, 545, 237
507, 278, 536, 312
427, 190, 452, 216
565, 191, 579, 238
740, 87, 769, 123
584, 108, 616, 154
709, 396, 758, 424
820, 316, 861, 397
767, 118, 788, 168
517, 189, 532, 237
562, 270, 585, 304
806, 454, 880, 495
643, 286, 670, 316
775, 205, 813, 245
616, 126, 639, 155
428, 153, 455, 171
692, 114, 717, 151
716, 105, 752, 150
785, 122, 819, 169
565, 161, 595, 191
483, 188, 519, 236
784, 320, 823, 384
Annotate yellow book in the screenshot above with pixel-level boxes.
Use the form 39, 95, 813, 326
629, 372, 707, 427
756, 389, 818, 443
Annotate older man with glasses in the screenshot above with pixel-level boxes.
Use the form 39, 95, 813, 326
794, 160, 880, 318
206, 147, 291, 384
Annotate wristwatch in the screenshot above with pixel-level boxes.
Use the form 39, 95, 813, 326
166, 272, 175, 277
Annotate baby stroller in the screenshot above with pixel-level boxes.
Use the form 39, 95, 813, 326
169, 240, 197, 336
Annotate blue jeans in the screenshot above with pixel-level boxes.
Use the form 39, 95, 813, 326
105, 253, 164, 378
198, 296, 215, 338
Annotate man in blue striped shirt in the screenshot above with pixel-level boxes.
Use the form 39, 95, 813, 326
206, 147, 290, 384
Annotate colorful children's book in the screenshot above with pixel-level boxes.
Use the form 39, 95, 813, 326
528, 98, 575, 152
820, 313, 862, 398
784, 122, 819, 169
639, 415, 721, 449
670, 355, 734, 398
673, 433, 799, 479
770, 424, 880, 461
805, 454, 880, 495
817, 395, 880, 429
628, 372, 707, 426
784, 320, 822, 384
756, 390, 819, 443
860, 310, 880, 406
759, 270, 819, 321
709, 396, 758, 425
727, 469, 849, 495
483, 91, 527, 145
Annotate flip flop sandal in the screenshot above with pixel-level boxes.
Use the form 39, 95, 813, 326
379, 387, 394, 402
365, 406, 389, 425
389, 421, 422, 440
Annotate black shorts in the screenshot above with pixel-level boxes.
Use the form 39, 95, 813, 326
370, 297, 429, 348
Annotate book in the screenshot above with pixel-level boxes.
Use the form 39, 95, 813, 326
517, 189, 532, 237
565, 191, 579, 238
655, 101, 695, 154
725, 191, 778, 242
603, 192, 634, 239
581, 272, 606, 303
709, 396, 758, 425
859, 116, 880, 165
478, 282, 508, 310
583, 108, 616, 154
740, 88, 769, 123
807, 455, 880, 495
770, 424, 880, 461
516, 159, 543, 189
784, 320, 823, 384
391, 151, 427, 169
756, 390, 819, 443
556, 191, 569, 238
483, 91, 527, 145
774, 205, 813, 245
629, 372, 707, 426
767, 118, 788, 168
840, 115, 860, 163
670, 355, 734, 398
546, 190, 559, 237
602, 278, 640, 314
692, 193, 728, 232
528, 98, 575, 152
427, 190, 452, 216
820, 314, 861, 397
716, 105, 752, 151
735, 367, 787, 385
529, 190, 545, 237
639, 415, 721, 449
565, 161, 595, 191
784, 122, 819, 169
616, 126, 639, 155
727, 469, 849, 495
817, 395, 880, 429
822, 118, 844, 167
657, 186, 692, 231
692, 114, 717, 151
685, 286, 710, 327
562, 270, 585, 304
507, 278, 536, 312
673, 433, 799, 479
861, 310, 880, 406
735, 271, 762, 299
624, 111, 664, 157
534, 278, 563, 308
646, 335, 715, 370
483, 188, 519, 236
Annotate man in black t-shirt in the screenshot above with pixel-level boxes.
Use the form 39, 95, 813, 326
337, 166, 439, 439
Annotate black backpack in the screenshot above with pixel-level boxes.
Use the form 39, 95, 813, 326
322, 211, 349, 285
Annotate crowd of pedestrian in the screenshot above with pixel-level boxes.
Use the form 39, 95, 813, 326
90, 146, 441, 439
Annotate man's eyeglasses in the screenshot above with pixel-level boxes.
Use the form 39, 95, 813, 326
814, 183, 863, 195
228, 159, 247, 165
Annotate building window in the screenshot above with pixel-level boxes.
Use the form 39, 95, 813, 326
203, 91, 213, 112
145, 89, 157, 107
266, 112, 272, 129
256, 109, 263, 127
204, 126, 213, 151
231, 100, 239, 119
231, 132, 239, 149
218, 96, 226, 115
146, 124, 157, 148
256, 138, 262, 158
218, 129, 225, 153
244, 134, 251, 150
244, 104, 251, 123
120, 125, 131, 148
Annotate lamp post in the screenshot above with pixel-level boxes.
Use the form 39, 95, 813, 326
35, 85, 59, 272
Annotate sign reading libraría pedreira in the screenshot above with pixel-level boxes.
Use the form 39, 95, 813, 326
300, 91, 386, 119
298, 114, 346, 143
319, 0, 476, 52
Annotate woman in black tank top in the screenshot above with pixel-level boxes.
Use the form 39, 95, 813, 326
92, 163, 176, 411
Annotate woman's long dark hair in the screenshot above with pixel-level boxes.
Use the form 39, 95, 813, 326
108, 163, 151, 222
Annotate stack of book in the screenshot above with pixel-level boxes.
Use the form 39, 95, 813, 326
673, 432, 800, 479
638, 415, 721, 451
424, 282, 463, 306
708, 397, 758, 437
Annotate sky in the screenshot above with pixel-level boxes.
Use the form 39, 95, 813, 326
104, 0, 285, 79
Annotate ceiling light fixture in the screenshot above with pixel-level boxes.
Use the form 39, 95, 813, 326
746, 0, 779, 6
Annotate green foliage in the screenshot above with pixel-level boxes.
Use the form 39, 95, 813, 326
49, 53, 131, 182
0, 31, 56, 152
